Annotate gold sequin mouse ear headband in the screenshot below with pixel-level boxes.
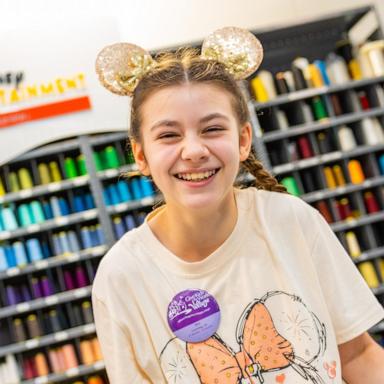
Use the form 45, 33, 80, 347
95, 26, 263, 96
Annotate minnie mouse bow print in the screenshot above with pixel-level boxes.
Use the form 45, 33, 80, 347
186, 292, 327, 384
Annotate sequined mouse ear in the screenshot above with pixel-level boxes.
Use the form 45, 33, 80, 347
201, 26, 263, 80
95, 43, 155, 96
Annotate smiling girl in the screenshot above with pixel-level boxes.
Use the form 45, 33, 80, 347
92, 28, 384, 384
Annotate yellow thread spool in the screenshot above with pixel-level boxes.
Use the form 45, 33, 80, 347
332, 165, 346, 186
345, 231, 361, 259
348, 59, 362, 80
0, 178, 5, 196
250, 76, 269, 102
308, 64, 324, 87
18, 168, 33, 189
323, 167, 337, 189
9, 172, 20, 192
348, 160, 365, 184
358, 261, 380, 288
49, 161, 62, 182
38, 163, 51, 184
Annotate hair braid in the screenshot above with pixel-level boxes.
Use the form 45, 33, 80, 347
240, 148, 287, 193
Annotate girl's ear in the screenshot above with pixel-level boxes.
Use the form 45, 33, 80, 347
239, 122, 252, 162
130, 140, 151, 176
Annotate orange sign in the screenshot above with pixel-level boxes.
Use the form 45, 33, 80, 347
0, 96, 91, 128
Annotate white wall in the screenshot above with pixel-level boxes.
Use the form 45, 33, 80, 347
2, 0, 384, 50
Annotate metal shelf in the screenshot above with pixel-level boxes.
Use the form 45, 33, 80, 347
262, 106, 384, 142
0, 323, 96, 358
107, 195, 160, 215
330, 211, 384, 233
252, 75, 384, 109
97, 164, 138, 180
354, 246, 384, 264
0, 286, 92, 320
21, 360, 105, 384
0, 245, 107, 281
0, 209, 99, 241
0, 176, 90, 205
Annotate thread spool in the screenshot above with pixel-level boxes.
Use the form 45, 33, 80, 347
17, 204, 33, 227
348, 160, 365, 184
361, 118, 382, 145
113, 217, 126, 239
21, 284, 31, 301
315, 201, 333, 223
73, 194, 86, 213
317, 132, 331, 154
93, 152, 103, 171
26, 314, 41, 338
364, 191, 380, 213
116, 180, 132, 201
48, 349, 61, 373
88, 376, 105, 384
13, 318, 27, 342
329, 94, 343, 115
8, 172, 20, 192
332, 165, 346, 186
323, 167, 337, 189
80, 339, 95, 365
275, 110, 289, 130
140, 177, 155, 197
13, 242, 28, 266
6, 286, 18, 305
64, 158, 78, 179
280, 177, 300, 196
308, 64, 323, 87
30, 201, 45, 223
77, 155, 87, 176
41, 276, 54, 296
257, 70, 276, 99
80, 227, 93, 249
34, 352, 49, 376
297, 136, 313, 158
292, 57, 310, 87
250, 76, 269, 102
82, 301, 94, 323
91, 338, 103, 361
379, 154, 384, 175
95, 224, 105, 244
50, 196, 62, 217
340, 198, 353, 220
104, 146, 120, 168
84, 193, 95, 209
31, 277, 43, 299
64, 270, 76, 290
5, 246, 17, 268
107, 184, 120, 205
359, 40, 384, 77
58, 197, 70, 216
291, 65, 307, 90
283, 71, 295, 92
312, 97, 328, 120
326, 53, 350, 84
0, 247, 8, 271
337, 126, 356, 151
336, 39, 362, 80
38, 163, 51, 184
59, 232, 71, 254
345, 231, 361, 259
62, 344, 78, 369
67, 231, 81, 253
124, 214, 136, 231
49, 310, 62, 333
358, 261, 380, 288
49, 161, 62, 182
0, 177, 5, 196
42, 200, 53, 220
18, 168, 33, 189
130, 178, 143, 200
314, 60, 330, 85
75, 266, 88, 288
274, 72, 289, 94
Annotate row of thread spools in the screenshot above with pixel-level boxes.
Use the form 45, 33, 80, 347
251, 39, 384, 102
0, 337, 103, 381
0, 144, 136, 195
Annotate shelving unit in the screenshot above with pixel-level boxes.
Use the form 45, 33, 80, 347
245, 5, 384, 346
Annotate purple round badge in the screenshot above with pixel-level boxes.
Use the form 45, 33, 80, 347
167, 289, 220, 343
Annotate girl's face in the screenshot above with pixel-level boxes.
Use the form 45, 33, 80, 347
132, 83, 252, 212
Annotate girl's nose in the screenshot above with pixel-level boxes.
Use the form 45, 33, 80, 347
181, 137, 209, 162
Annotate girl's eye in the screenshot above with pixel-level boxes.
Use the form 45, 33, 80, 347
157, 132, 179, 139
204, 126, 224, 133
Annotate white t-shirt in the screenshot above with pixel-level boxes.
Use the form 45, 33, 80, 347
92, 188, 384, 384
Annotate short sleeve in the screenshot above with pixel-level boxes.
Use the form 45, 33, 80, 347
92, 296, 151, 384
310, 210, 384, 344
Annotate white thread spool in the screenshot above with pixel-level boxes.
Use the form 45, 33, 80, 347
276, 110, 289, 130
372, 117, 384, 143
292, 57, 310, 86
326, 53, 350, 84
338, 125, 357, 151
300, 102, 314, 123
360, 40, 384, 77
361, 117, 381, 145
257, 70, 276, 99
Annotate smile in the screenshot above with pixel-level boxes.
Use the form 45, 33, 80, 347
175, 168, 220, 182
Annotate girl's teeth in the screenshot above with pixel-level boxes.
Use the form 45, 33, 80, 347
177, 170, 216, 181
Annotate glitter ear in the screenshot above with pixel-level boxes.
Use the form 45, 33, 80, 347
95, 43, 155, 96
201, 26, 263, 80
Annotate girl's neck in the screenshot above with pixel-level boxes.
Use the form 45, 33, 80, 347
148, 190, 238, 262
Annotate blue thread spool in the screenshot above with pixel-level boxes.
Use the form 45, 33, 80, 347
102, 189, 112, 206
29, 201, 45, 223
136, 212, 146, 225
124, 214, 136, 231
113, 217, 125, 239
140, 177, 154, 197
58, 198, 70, 215
80, 227, 93, 249
67, 231, 80, 252
59, 232, 71, 254
130, 178, 143, 200
89, 226, 99, 247
314, 60, 330, 85
41, 241, 51, 259
13, 242, 28, 266
379, 154, 384, 175
6, 286, 18, 305
95, 224, 105, 245
42, 200, 53, 220
4, 245, 16, 267
107, 184, 120, 205
21, 284, 31, 301
84, 193, 95, 209
116, 180, 132, 201
73, 194, 86, 213
0, 208, 4, 231
50, 196, 62, 217
0, 247, 8, 271
52, 234, 62, 255
26, 238, 43, 262
3, 206, 19, 230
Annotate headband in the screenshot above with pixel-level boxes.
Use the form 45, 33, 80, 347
95, 26, 263, 96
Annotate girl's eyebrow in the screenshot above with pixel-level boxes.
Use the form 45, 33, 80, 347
150, 113, 229, 132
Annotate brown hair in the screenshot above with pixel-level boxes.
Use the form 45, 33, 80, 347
129, 48, 286, 193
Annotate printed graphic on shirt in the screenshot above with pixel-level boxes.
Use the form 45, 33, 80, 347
160, 291, 332, 383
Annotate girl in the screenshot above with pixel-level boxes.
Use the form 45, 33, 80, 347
92, 27, 384, 383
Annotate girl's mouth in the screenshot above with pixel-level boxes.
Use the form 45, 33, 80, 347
174, 168, 220, 182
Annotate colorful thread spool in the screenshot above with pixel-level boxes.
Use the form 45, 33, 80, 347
348, 160, 365, 184
280, 177, 300, 196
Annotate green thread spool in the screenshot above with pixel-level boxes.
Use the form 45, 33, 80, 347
9, 172, 20, 192
281, 177, 301, 196
49, 161, 62, 182
30, 201, 45, 223
18, 168, 34, 189
64, 157, 78, 179
93, 152, 103, 171
77, 155, 87, 176
18, 204, 33, 226
104, 146, 120, 169
38, 163, 51, 184
312, 96, 328, 120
